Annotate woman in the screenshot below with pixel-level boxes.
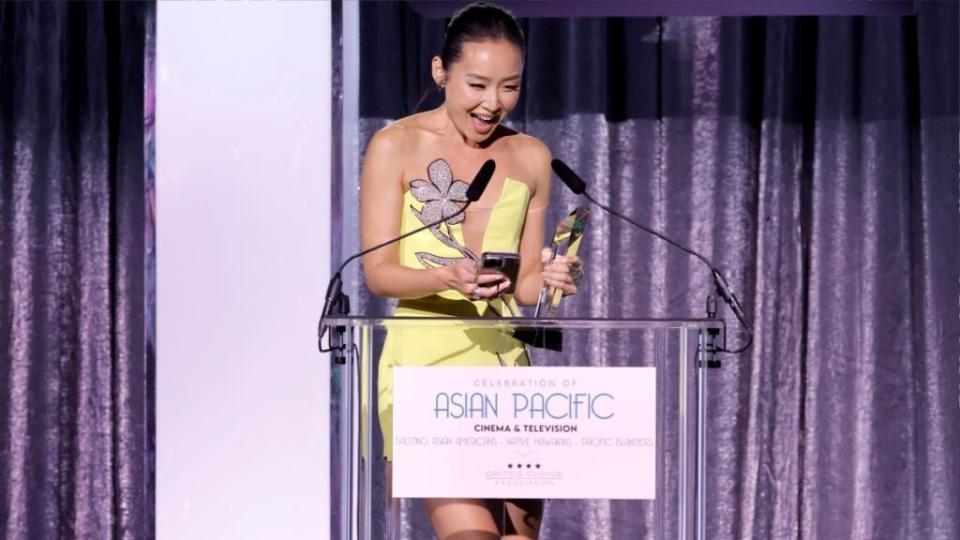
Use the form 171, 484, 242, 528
360, 3, 581, 538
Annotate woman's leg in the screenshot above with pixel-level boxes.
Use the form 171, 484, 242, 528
422, 498, 543, 540
502, 499, 543, 539
424, 498, 501, 540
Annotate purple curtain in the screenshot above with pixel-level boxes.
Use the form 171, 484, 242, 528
350, 2, 959, 538
0, 2, 154, 539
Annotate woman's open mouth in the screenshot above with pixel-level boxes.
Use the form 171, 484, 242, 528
469, 112, 497, 134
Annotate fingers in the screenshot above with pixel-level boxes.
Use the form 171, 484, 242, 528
542, 261, 578, 278
451, 259, 509, 300
551, 254, 582, 267
542, 269, 576, 296
541, 254, 583, 296
454, 251, 584, 300
476, 272, 507, 286
481, 279, 511, 297
469, 278, 511, 300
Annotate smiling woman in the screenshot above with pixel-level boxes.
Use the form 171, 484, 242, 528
430, 7, 524, 145
358, 2, 582, 539
434, 38, 522, 141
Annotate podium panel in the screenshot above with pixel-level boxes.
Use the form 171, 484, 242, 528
326, 317, 722, 540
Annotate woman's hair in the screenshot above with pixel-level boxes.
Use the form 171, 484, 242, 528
440, 2, 524, 69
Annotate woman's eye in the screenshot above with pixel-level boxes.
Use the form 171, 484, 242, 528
470, 84, 485, 89
504, 85, 520, 92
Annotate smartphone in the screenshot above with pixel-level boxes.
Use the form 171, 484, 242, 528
480, 251, 520, 295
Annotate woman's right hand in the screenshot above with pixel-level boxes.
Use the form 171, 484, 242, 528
445, 258, 510, 301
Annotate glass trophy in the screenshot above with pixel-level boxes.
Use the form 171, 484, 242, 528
536, 205, 589, 317
514, 206, 589, 350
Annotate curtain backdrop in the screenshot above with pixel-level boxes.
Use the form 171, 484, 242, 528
347, 2, 959, 538
0, 3, 153, 539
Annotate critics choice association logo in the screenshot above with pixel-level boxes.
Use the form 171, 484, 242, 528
484, 462, 562, 487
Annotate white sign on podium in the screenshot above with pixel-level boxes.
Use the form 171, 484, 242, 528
392, 366, 657, 499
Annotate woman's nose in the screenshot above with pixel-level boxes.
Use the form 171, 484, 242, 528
483, 89, 499, 110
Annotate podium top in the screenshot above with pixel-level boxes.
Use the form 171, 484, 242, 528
323, 316, 724, 331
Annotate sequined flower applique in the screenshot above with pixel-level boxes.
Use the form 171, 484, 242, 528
409, 159, 476, 268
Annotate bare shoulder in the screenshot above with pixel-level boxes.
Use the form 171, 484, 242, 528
498, 131, 549, 166
361, 123, 414, 194
365, 120, 410, 158
498, 131, 552, 189
514, 133, 551, 163
365, 112, 437, 159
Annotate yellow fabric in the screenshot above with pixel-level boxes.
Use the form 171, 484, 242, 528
372, 178, 532, 461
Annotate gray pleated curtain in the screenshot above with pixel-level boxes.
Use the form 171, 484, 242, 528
0, 3, 154, 539
348, 2, 959, 538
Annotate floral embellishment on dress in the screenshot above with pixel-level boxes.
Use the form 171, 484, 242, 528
409, 158, 477, 268
409, 159, 469, 225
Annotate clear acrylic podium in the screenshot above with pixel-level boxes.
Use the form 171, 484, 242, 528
326, 316, 723, 540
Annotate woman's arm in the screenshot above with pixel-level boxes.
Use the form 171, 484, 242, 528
513, 141, 551, 305
359, 127, 506, 299
513, 140, 581, 306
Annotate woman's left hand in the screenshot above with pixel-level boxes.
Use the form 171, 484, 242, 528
541, 248, 583, 296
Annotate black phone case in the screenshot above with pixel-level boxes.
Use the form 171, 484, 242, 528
480, 252, 519, 295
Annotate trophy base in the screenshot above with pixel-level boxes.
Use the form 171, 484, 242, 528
513, 327, 563, 351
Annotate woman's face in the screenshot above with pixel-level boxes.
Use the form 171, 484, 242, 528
437, 39, 523, 146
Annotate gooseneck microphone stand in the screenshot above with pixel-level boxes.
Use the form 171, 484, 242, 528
551, 159, 753, 359
318, 159, 496, 362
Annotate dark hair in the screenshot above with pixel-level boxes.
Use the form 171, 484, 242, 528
440, 2, 525, 69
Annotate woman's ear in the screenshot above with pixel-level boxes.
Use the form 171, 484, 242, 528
431, 56, 446, 88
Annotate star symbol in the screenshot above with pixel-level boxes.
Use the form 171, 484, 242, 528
526, 464, 532, 468
508, 464, 513, 468
536, 464, 541, 469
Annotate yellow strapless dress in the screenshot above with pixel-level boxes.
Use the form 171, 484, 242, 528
373, 175, 532, 461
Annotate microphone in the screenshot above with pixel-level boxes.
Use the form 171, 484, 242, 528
466, 159, 495, 202
319, 159, 496, 355
550, 159, 753, 354
551, 159, 586, 195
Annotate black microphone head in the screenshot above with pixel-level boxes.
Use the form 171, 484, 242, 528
551, 159, 587, 195
466, 159, 496, 202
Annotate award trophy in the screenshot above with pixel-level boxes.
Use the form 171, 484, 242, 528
514, 206, 589, 350
536, 206, 589, 317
